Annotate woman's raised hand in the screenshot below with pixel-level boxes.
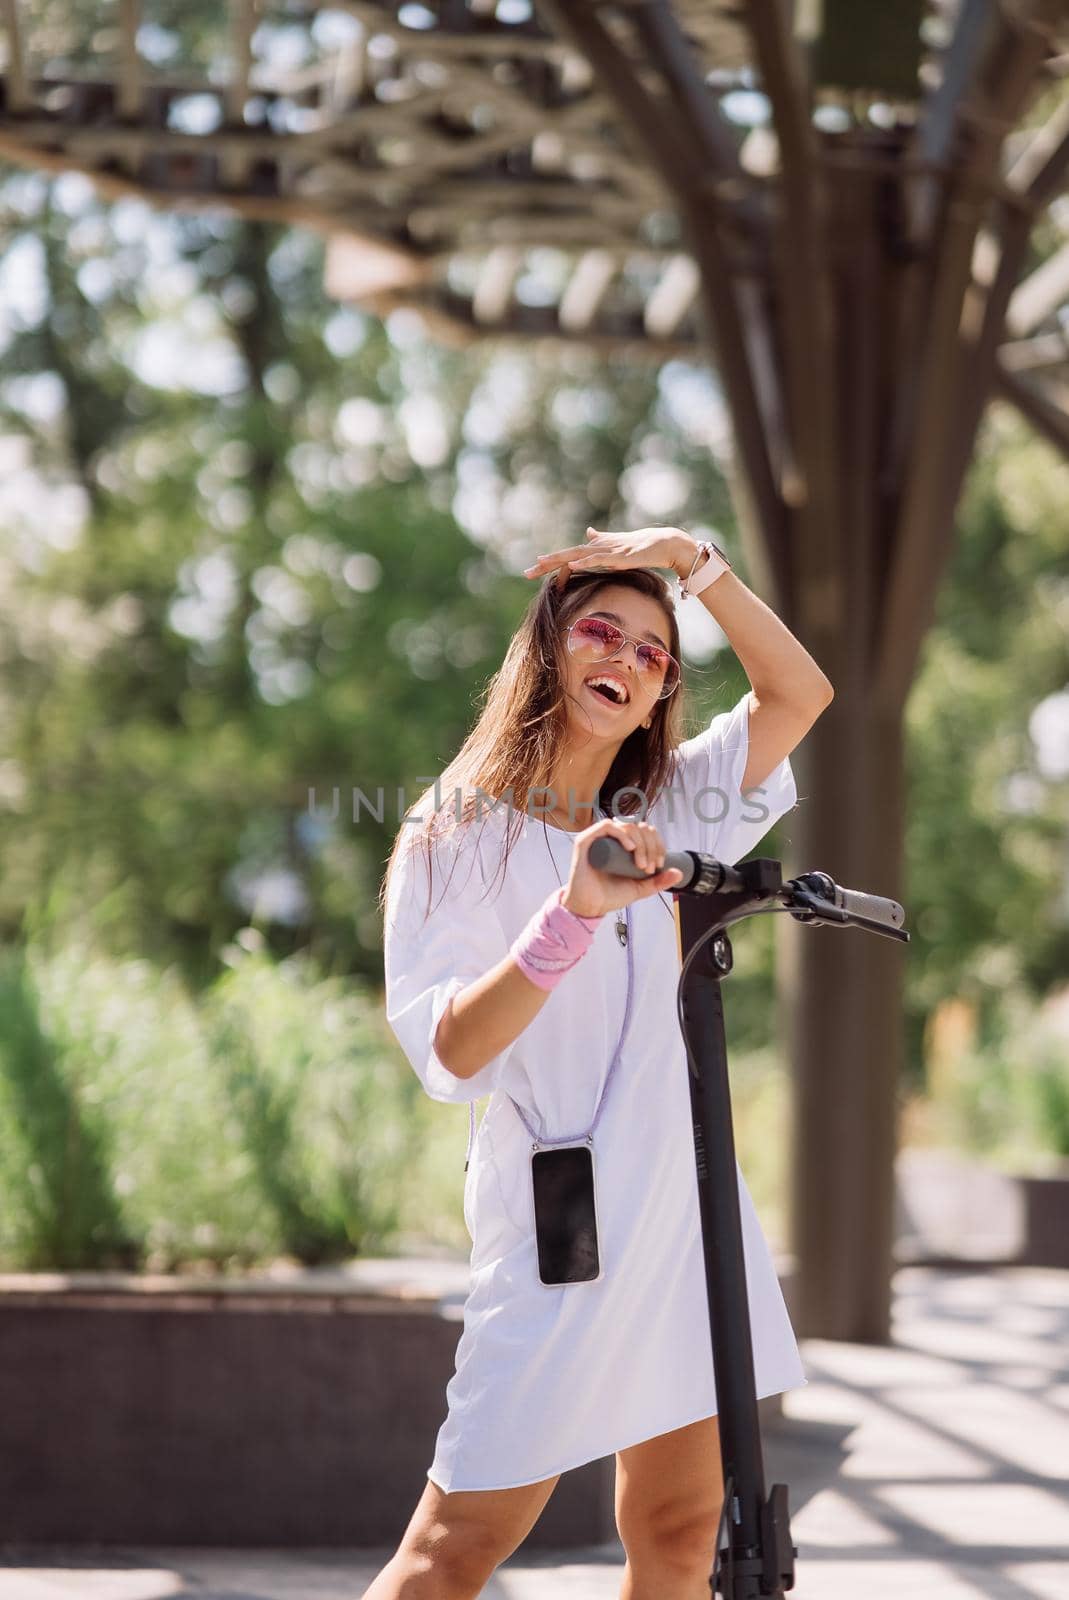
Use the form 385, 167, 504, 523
562, 816, 682, 920
524, 525, 689, 589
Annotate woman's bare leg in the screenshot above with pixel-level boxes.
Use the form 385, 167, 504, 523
615, 1414, 725, 1600
362, 1471, 561, 1599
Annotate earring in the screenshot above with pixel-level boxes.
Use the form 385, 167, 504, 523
642, 718, 651, 729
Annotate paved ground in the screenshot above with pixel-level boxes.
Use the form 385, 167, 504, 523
3, 1265, 1068, 1599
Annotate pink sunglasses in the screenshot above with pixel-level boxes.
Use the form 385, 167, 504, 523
566, 616, 680, 699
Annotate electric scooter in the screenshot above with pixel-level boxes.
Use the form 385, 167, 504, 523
589, 837, 910, 1598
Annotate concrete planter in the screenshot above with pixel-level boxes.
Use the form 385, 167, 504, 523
0, 1255, 794, 1550
894, 1148, 1069, 1268
1016, 1164, 1069, 1270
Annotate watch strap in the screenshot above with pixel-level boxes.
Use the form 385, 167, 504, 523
678, 538, 732, 600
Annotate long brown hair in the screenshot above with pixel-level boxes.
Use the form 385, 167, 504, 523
378, 567, 703, 921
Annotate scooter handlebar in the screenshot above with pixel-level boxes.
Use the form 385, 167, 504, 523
586, 835, 742, 893
587, 841, 907, 937
789, 870, 905, 933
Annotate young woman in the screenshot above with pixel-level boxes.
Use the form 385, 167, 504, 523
371, 525, 833, 1600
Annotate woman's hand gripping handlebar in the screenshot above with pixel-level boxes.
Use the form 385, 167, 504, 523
562, 816, 683, 920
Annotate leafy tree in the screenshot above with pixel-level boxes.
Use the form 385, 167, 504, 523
0, 165, 1065, 1086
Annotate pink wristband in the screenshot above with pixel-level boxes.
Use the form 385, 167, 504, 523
510, 886, 603, 991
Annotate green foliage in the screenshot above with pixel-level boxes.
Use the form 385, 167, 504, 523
904, 412, 1069, 1074
922, 993, 1069, 1171
0, 905, 465, 1271
0, 175, 732, 984
0, 160, 1066, 1270
0, 942, 141, 1268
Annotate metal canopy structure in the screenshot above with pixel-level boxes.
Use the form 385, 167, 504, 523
1, 0, 1067, 1341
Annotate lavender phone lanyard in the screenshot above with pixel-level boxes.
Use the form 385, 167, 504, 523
463, 804, 635, 1170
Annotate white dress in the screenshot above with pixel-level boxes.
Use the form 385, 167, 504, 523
383, 691, 808, 1493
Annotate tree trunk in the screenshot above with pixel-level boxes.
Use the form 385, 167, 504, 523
780, 700, 907, 1341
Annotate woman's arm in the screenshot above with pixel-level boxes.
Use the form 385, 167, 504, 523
669, 534, 834, 792
434, 954, 553, 1080
437, 815, 680, 1079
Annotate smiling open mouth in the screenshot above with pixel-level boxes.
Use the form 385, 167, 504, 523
585, 675, 630, 706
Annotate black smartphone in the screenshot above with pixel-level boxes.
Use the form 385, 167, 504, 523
531, 1141, 602, 1286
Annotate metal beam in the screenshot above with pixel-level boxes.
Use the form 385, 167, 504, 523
558, 248, 619, 333
999, 329, 1069, 371
1004, 89, 1069, 192
471, 245, 524, 324
876, 2, 1058, 714
0, 0, 29, 112
221, 0, 259, 190
881, 106, 1069, 688
994, 360, 1069, 458
627, 2, 751, 202
946, 110, 1069, 468
642, 252, 700, 338
747, 0, 841, 621
1006, 238, 1069, 334
117, 0, 142, 122
534, 0, 786, 574
911, 0, 996, 247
